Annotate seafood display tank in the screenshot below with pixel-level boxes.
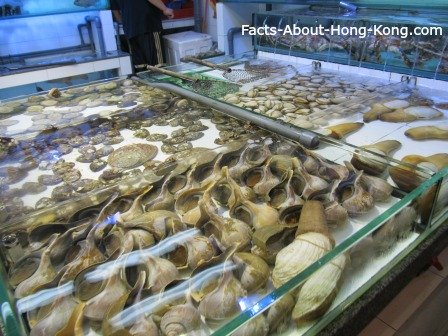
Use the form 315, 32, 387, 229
0, 62, 446, 336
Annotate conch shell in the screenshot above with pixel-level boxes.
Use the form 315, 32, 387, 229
291, 158, 329, 200
251, 225, 295, 265
123, 210, 186, 241
272, 232, 334, 288
266, 293, 295, 334
379, 106, 443, 122
231, 314, 269, 336
198, 271, 247, 322
29, 295, 79, 336
174, 188, 209, 227
331, 172, 375, 217
372, 206, 417, 254
351, 140, 401, 176
15, 236, 59, 298
200, 183, 252, 250
160, 297, 209, 336
141, 256, 179, 293
233, 252, 270, 292
129, 315, 160, 336
84, 269, 130, 321
269, 170, 304, 210
292, 253, 347, 323
404, 123, 448, 140
225, 167, 279, 230
168, 235, 216, 270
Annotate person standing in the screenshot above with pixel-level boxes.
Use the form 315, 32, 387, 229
111, 0, 174, 72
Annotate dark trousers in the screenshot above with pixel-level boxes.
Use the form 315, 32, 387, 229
128, 31, 165, 70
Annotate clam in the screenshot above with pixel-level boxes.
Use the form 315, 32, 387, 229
233, 252, 270, 292
272, 232, 334, 288
198, 271, 247, 323
379, 106, 443, 122
108, 144, 158, 169
168, 235, 216, 270
324, 122, 364, 139
404, 124, 448, 140
292, 253, 347, 323
351, 140, 401, 176
266, 293, 295, 334
160, 297, 209, 336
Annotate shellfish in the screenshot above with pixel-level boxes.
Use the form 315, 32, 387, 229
404, 124, 448, 140
108, 144, 158, 169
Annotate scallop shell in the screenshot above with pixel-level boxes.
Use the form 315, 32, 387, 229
107, 144, 157, 169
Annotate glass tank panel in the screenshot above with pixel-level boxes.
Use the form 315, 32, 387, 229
253, 10, 448, 80
0, 76, 445, 336
0, 0, 109, 19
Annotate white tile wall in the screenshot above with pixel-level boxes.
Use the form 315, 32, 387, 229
0, 10, 117, 57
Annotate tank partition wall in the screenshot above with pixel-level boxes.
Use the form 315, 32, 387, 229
0, 0, 110, 19
252, 8, 448, 81
0, 75, 447, 334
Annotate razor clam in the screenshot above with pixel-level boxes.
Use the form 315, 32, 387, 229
351, 140, 401, 176
404, 124, 448, 140
379, 106, 443, 122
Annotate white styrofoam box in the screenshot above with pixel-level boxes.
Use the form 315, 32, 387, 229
163, 31, 212, 65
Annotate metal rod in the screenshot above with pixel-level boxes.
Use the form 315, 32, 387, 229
149, 82, 319, 149
181, 56, 232, 73
146, 65, 199, 83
